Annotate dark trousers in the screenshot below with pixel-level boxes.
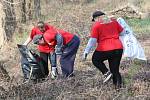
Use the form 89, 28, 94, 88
40, 52, 56, 77
92, 49, 123, 86
60, 35, 80, 77
40, 52, 49, 77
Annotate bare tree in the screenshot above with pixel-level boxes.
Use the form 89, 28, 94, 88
2, 0, 16, 41
0, 3, 6, 48
21, 0, 26, 23
34, 0, 41, 19
28, 0, 32, 20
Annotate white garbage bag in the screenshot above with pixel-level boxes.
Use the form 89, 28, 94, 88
117, 17, 147, 60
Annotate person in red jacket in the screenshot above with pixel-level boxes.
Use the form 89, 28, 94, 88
23, 21, 57, 78
43, 29, 80, 78
83, 11, 123, 88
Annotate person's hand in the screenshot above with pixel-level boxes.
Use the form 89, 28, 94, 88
22, 43, 27, 46
82, 52, 88, 61
33, 34, 43, 45
23, 42, 29, 46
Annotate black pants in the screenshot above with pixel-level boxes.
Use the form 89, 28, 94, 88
40, 52, 56, 77
92, 49, 123, 86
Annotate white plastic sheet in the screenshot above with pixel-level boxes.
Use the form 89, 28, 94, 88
117, 17, 147, 60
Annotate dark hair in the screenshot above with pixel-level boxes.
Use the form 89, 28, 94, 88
92, 11, 105, 22
37, 21, 44, 25
37, 21, 45, 28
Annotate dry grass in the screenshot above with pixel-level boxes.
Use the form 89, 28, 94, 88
0, 0, 150, 100
1, 60, 150, 100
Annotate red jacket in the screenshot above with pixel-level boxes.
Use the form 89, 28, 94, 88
43, 29, 74, 48
30, 24, 55, 53
90, 20, 123, 51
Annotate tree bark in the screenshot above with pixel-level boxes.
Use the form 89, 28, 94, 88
2, 0, 16, 41
21, 0, 26, 23
0, 3, 6, 48
34, 0, 41, 19
28, 0, 32, 20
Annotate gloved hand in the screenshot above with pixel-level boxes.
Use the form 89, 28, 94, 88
82, 52, 88, 61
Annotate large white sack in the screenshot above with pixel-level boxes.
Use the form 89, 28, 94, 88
117, 17, 147, 60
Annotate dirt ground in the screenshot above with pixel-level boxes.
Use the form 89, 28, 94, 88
0, 34, 150, 99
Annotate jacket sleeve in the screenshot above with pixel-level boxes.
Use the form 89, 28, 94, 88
84, 38, 97, 54
55, 33, 63, 55
49, 52, 56, 67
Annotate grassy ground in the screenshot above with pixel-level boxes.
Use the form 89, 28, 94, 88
127, 18, 150, 35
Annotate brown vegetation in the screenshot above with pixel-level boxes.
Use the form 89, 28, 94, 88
0, 0, 150, 99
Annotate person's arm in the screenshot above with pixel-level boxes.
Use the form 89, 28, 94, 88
117, 17, 131, 36
23, 28, 36, 46
119, 29, 126, 36
23, 36, 32, 46
84, 38, 97, 54
83, 38, 97, 60
83, 23, 99, 60
32, 34, 47, 45
55, 33, 63, 55
49, 52, 57, 67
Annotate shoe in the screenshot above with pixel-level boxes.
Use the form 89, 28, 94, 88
51, 70, 57, 80
103, 71, 112, 83
114, 84, 122, 91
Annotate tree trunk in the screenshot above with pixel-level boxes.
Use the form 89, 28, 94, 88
21, 0, 26, 23
2, 0, 16, 41
34, 0, 41, 19
0, 3, 6, 49
28, 0, 32, 20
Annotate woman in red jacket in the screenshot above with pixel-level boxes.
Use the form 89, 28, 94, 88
83, 11, 123, 88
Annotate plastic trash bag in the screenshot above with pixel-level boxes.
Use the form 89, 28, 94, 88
117, 17, 147, 60
17, 44, 46, 81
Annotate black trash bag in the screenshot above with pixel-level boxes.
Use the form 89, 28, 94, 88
17, 44, 46, 81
